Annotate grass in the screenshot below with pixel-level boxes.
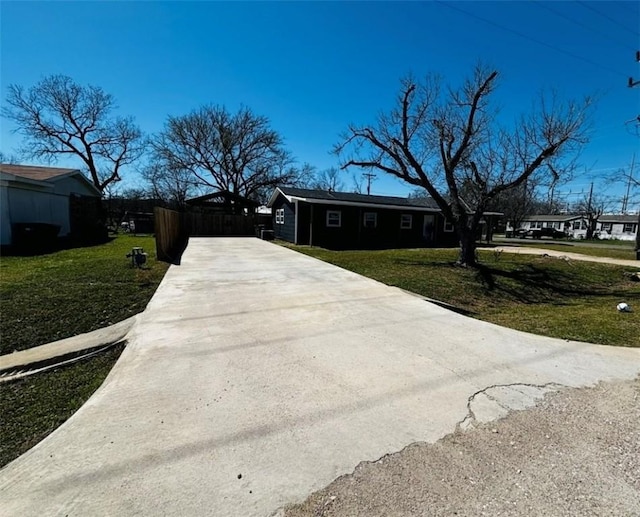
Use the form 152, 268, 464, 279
0, 344, 125, 468
282, 243, 640, 348
0, 235, 169, 354
0, 235, 169, 469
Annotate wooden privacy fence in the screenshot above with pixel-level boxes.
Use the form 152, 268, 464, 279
154, 207, 263, 264
189, 212, 257, 237
154, 207, 188, 264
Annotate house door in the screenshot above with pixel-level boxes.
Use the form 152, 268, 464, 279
423, 214, 436, 245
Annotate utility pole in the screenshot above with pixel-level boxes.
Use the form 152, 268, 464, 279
363, 172, 376, 195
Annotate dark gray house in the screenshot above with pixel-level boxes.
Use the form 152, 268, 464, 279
267, 187, 462, 249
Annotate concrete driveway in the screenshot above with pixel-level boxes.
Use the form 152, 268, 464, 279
1, 238, 639, 517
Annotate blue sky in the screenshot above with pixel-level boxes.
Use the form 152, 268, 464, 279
1, 1, 638, 206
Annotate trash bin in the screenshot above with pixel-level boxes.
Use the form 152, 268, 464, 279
12, 223, 60, 253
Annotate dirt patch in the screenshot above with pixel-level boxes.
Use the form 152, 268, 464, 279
283, 378, 640, 517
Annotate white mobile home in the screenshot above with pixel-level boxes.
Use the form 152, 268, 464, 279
596, 215, 639, 241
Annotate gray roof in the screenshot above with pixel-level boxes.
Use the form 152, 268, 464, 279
599, 214, 639, 223
524, 214, 583, 222
274, 186, 440, 210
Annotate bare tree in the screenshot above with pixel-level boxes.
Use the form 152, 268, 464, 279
141, 161, 199, 209
289, 162, 318, 189
335, 66, 592, 266
312, 167, 344, 191
2, 75, 143, 193
351, 172, 365, 194
493, 180, 549, 233
0, 151, 19, 164
610, 163, 640, 257
150, 105, 296, 201
573, 191, 612, 239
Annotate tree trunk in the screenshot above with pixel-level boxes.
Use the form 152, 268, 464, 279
457, 228, 478, 267
586, 218, 596, 240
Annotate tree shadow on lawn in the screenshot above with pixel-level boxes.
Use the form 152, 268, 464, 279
392, 257, 631, 305
474, 263, 631, 304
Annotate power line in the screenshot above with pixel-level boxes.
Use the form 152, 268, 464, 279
576, 1, 639, 37
435, 1, 629, 79
534, 1, 636, 53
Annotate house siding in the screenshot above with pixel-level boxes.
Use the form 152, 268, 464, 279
53, 176, 99, 198
4, 185, 70, 242
0, 172, 102, 246
596, 219, 639, 241
272, 195, 296, 242
293, 202, 456, 249
511, 216, 586, 239
0, 185, 11, 245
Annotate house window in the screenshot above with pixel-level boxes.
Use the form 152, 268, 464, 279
443, 219, 454, 232
601, 222, 612, 233
326, 210, 341, 227
363, 212, 377, 228
400, 214, 413, 229
623, 223, 637, 233
275, 208, 285, 225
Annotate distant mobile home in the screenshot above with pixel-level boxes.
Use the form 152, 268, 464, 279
508, 213, 639, 241
596, 215, 638, 241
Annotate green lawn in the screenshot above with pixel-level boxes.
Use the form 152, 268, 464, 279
0, 235, 169, 354
283, 244, 640, 348
0, 235, 169, 468
0, 345, 124, 468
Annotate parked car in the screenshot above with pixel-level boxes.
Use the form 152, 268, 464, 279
526, 227, 567, 239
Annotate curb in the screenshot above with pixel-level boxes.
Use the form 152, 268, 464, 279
0, 315, 138, 382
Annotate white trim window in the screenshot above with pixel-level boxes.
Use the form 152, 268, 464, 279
275, 208, 285, 225
601, 222, 612, 233
443, 219, 454, 232
623, 223, 637, 233
363, 212, 377, 229
326, 210, 341, 227
400, 214, 412, 229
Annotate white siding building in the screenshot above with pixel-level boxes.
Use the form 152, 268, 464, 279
507, 213, 639, 241
0, 164, 101, 246
596, 215, 639, 241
